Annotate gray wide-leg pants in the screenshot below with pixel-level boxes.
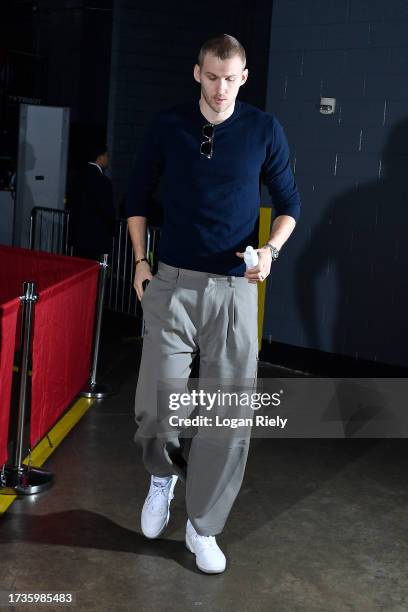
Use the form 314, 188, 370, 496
134, 261, 258, 536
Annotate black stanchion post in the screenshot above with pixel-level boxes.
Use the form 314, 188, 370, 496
1, 281, 53, 495
80, 254, 112, 399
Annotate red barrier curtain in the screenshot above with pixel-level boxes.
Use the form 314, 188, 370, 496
0, 246, 98, 300
0, 246, 99, 453
30, 265, 99, 445
0, 298, 19, 466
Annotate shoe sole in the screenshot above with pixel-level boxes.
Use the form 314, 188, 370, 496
185, 531, 226, 574
141, 475, 178, 539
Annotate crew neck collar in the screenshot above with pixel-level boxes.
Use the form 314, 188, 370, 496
194, 98, 242, 128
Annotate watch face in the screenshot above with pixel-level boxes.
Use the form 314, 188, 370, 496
265, 244, 279, 259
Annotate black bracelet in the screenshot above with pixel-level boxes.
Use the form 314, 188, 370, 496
135, 257, 148, 266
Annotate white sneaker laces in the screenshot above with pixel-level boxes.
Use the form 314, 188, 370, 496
146, 479, 174, 514
190, 530, 218, 552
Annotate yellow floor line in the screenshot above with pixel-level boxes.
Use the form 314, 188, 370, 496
0, 490, 16, 515
0, 396, 95, 515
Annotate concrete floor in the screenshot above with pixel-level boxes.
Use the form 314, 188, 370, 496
1, 313, 408, 612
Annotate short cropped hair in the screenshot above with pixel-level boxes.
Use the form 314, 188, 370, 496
197, 34, 246, 68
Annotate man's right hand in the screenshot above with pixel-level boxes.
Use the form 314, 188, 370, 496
134, 260, 153, 301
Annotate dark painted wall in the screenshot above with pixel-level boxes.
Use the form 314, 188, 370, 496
1, 0, 113, 184
263, 0, 408, 367
1, 0, 112, 126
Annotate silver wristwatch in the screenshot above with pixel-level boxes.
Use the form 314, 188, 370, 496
263, 242, 280, 261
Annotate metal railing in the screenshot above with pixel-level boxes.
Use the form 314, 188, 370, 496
106, 218, 161, 317
29, 206, 71, 255
29, 207, 161, 319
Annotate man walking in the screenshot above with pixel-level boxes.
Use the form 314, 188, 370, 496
126, 34, 301, 573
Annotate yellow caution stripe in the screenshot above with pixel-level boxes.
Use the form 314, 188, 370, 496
258, 207, 272, 352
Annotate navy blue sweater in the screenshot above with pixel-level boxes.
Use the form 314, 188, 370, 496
126, 99, 301, 275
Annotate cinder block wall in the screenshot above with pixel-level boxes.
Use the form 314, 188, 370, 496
263, 0, 408, 366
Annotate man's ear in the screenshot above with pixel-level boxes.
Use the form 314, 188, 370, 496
193, 64, 201, 84
240, 68, 249, 87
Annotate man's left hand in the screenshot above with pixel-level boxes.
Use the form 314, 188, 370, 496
235, 247, 272, 284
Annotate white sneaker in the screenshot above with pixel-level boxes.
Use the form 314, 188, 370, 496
185, 519, 226, 573
141, 475, 178, 538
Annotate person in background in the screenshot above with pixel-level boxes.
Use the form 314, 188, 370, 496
70, 143, 115, 260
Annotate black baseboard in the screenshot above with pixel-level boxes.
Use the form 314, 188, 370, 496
259, 340, 408, 377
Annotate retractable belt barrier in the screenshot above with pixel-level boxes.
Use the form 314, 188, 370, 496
0, 246, 99, 495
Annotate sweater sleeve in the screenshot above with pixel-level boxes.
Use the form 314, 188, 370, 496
261, 117, 301, 222
126, 115, 164, 218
